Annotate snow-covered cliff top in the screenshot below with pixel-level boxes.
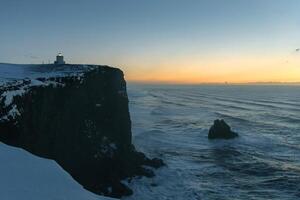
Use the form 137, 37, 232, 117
0, 63, 96, 84
0, 63, 99, 122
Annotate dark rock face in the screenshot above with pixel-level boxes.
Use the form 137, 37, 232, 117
208, 119, 238, 139
0, 65, 164, 198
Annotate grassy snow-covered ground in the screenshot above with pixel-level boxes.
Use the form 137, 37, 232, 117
0, 142, 115, 200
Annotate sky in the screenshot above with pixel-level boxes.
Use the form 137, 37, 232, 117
1, 0, 300, 83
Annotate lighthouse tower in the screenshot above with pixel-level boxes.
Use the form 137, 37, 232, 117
54, 53, 65, 65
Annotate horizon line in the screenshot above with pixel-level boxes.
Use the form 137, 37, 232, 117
127, 80, 300, 85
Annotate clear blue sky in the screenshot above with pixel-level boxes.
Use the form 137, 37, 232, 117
1, 0, 300, 82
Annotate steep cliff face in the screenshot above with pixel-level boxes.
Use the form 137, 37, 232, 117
0, 64, 163, 198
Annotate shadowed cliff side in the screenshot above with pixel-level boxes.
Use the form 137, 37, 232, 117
0, 64, 164, 198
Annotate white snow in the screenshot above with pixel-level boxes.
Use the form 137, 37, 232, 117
29, 79, 46, 86
0, 142, 115, 200
7, 105, 20, 118
2, 89, 26, 106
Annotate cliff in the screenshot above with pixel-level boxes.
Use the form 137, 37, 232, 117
0, 63, 163, 198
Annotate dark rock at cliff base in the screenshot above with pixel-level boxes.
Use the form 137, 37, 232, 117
134, 151, 165, 169
208, 119, 238, 139
0, 63, 164, 198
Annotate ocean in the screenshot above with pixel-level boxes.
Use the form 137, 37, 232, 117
123, 84, 300, 200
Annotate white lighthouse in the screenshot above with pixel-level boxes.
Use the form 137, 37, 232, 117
54, 53, 65, 65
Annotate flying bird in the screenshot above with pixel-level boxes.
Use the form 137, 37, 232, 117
296, 48, 300, 52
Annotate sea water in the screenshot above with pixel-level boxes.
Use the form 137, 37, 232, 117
123, 84, 300, 200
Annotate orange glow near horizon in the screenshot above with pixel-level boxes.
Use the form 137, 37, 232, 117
123, 54, 300, 84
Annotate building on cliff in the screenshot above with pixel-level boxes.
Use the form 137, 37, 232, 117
54, 53, 65, 65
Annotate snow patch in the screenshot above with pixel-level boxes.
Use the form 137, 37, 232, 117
7, 105, 20, 119
2, 89, 26, 106
29, 79, 46, 86
0, 142, 114, 200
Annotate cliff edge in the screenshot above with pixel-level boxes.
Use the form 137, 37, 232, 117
0, 63, 164, 198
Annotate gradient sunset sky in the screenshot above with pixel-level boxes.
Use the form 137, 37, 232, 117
1, 0, 300, 83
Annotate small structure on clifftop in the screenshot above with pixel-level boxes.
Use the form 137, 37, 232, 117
208, 119, 238, 139
54, 53, 65, 65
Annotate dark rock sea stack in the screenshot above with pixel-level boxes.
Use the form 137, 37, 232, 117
0, 64, 164, 198
208, 119, 238, 139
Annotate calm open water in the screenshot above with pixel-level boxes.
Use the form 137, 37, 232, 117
123, 84, 300, 200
